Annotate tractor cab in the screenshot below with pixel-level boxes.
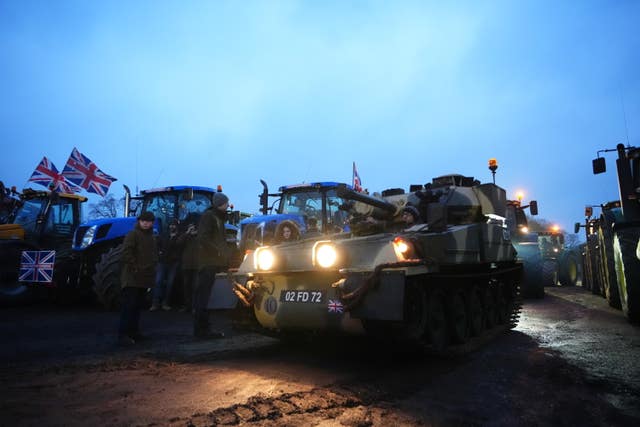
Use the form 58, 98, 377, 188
239, 181, 351, 251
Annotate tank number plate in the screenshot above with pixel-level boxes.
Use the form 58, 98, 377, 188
280, 290, 324, 304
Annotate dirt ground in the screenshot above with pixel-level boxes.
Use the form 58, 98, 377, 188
1, 287, 639, 427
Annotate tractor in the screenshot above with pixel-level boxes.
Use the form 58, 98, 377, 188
72, 185, 241, 310
0, 188, 87, 306
238, 180, 352, 252
576, 144, 640, 323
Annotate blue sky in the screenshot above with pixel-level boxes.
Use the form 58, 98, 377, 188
2, 0, 639, 237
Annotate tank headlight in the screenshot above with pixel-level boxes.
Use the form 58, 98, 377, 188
393, 236, 415, 260
80, 225, 97, 248
254, 247, 275, 271
313, 241, 338, 268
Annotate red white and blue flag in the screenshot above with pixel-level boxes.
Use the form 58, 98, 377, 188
352, 162, 363, 193
327, 299, 344, 313
63, 148, 117, 197
28, 157, 80, 193
19, 250, 56, 284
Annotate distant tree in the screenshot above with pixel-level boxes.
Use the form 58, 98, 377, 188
88, 194, 124, 219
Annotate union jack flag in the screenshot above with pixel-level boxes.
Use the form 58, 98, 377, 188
28, 157, 79, 193
19, 250, 56, 284
327, 299, 344, 313
352, 162, 363, 193
62, 148, 117, 197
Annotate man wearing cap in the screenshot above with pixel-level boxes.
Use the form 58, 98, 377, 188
118, 211, 158, 346
401, 205, 422, 228
193, 192, 231, 338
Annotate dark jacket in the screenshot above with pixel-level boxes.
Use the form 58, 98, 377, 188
179, 231, 199, 270
120, 223, 158, 288
158, 231, 182, 264
196, 207, 231, 269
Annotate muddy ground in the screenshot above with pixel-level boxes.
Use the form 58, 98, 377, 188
1, 286, 639, 427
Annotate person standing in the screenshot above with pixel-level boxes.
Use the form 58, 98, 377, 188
150, 220, 182, 311
118, 211, 158, 346
193, 192, 231, 338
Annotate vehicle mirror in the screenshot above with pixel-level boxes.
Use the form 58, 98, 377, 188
574, 222, 581, 234
592, 157, 606, 174
529, 200, 538, 216
585, 206, 593, 217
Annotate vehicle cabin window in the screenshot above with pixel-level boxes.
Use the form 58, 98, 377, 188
45, 199, 75, 236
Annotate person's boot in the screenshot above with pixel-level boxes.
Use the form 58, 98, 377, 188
193, 321, 225, 339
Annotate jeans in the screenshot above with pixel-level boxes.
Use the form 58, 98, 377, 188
118, 287, 147, 337
153, 262, 178, 305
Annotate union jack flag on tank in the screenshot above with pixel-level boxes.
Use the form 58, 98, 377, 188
19, 250, 56, 284
352, 162, 363, 193
327, 299, 344, 313
63, 148, 117, 197
28, 157, 79, 193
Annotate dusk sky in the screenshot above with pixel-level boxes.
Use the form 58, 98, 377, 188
2, 0, 639, 238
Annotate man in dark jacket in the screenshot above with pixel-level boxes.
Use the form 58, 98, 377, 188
193, 192, 231, 338
118, 211, 158, 346
178, 220, 199, 313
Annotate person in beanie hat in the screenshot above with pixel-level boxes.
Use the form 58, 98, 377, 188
401, 205, 421, 228
193, 192, 231, 338
118, 211, 158, 345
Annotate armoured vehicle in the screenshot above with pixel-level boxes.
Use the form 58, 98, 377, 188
238, 180, 351, 252
232, 174, 522, 351
0, 188, 87, 306
72, 185, 240, 309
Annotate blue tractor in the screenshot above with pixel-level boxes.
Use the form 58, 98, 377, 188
238, 180, 352, 253
72, 185, 240, 310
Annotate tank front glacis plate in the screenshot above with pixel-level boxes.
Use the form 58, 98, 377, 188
251, 271, 364, 333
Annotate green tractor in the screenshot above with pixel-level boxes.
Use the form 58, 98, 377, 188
0, 188, 87, 306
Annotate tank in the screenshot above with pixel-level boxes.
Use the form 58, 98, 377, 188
232, 175, 523, 351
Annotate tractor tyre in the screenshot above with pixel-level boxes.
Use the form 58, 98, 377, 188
517, 243, 545, 299
92, 244, 124, 311
598, 225, 621, 309
542, 259, 558, 287
558, 250, 579, 287
613, 229, 640, 324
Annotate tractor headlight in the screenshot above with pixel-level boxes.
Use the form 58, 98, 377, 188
313, 241, 338, 268
80, 225, 97, 249
393, 236, 415, 260
254, 247, 275, 271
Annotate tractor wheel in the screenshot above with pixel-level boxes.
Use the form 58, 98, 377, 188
598, 224, 621, 308
558, 251, 579, 287
613, 229, 640, 324
92, 244, 124, 311
542, 260, 558, 287
519, 247, 545, 298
